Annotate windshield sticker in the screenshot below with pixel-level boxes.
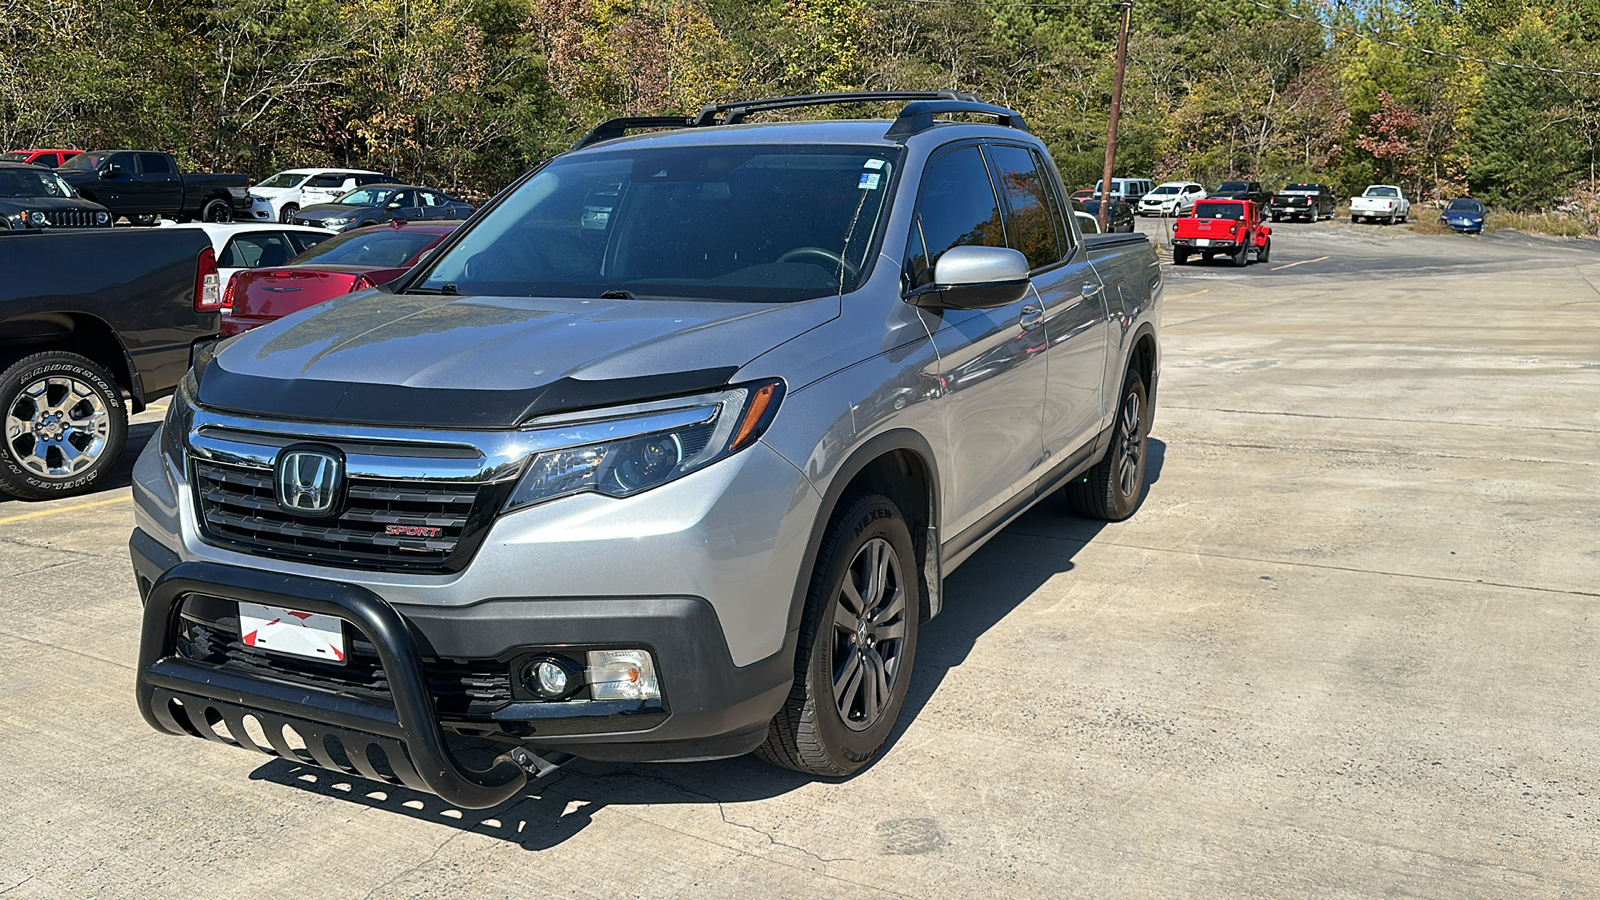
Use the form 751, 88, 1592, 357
863, 159, 885, 170
858, 173, 881, 190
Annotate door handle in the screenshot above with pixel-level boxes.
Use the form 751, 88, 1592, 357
1020, 304, 1043, 330
1082, 282, 1105, 299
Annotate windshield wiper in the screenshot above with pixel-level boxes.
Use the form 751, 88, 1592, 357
406, 283, 459, 295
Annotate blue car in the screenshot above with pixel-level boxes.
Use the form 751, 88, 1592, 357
1441, 197, 1485, 234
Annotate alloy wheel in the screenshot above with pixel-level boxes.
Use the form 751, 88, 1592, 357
1117, 391, 1143, 497
832, 537, 909, 732
4, 375, 111, 478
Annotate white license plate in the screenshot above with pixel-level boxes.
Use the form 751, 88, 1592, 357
1196, 238, 1211, 247
239, 602, 347, 663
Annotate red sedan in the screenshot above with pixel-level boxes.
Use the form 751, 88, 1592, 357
221, 221, 460, 337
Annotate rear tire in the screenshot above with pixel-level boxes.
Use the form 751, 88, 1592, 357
757, 492, 920, 777
0, 352, 128, 500
1231, 243, 1249, 266
1064, 369, 1150, 521
201, 198, 233, 223
1173, 249, 1189, 265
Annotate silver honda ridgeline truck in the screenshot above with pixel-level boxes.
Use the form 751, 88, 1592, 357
131, 92, 1162, 808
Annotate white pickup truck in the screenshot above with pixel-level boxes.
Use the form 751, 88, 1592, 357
1350, 185, 1410, 225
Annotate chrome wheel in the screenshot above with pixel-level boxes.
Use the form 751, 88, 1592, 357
832, 537, 908, 732
1116, 390, 1143, 498
4, 375, 111, 478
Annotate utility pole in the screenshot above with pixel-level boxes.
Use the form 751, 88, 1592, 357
1097, 0, 1133, 231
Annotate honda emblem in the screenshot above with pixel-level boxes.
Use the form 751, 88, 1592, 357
275, 448, 342, 516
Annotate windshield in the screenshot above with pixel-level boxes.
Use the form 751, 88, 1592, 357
414, 144, 900, 302
258, 172, 309, 189
1365, 186, 1399, 198
1217, 182, 1250, 192
288, 228, 443, 268
0, 167, 77, 199
1, 153, 27, 162
1150, 185, 1179, 196
1195, 201, 1245, 220
1446, 199, 1483, 212
60, 153, 108, 171
333, 187, 398, 206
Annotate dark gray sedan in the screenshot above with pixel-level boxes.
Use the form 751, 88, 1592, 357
290, 183, 473, 232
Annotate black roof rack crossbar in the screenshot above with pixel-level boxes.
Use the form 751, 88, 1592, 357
883, 99, 1029, 141
693, 91, 982, 127
570, 91, 1027, 151
572, 115, 699, 151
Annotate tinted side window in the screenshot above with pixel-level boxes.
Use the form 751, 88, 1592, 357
219, 232, 296, 268
288, 231, 331, 253
987, 144, 1062, 270
107, 153, 136, 172
903, 145, 1006, 290
139, 153, 173, 174
307, 173, 346, 188
356, 174, 387, 185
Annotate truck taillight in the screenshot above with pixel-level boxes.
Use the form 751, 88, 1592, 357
195, 247, 222, 311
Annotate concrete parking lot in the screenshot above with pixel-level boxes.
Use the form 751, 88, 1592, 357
2, 219, 1597, 898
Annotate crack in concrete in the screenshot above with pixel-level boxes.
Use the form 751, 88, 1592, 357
359, 830, 466, 900
0, 875, 35, 896
1161, 405, 1600, 436
0, 627, 134, 671
1005, 531, 1600, 600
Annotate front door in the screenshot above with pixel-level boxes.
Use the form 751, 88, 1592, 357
906, 143, 1047, 539
137, 153, 182, 213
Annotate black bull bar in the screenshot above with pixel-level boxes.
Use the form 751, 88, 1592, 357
136, 561, 538, 809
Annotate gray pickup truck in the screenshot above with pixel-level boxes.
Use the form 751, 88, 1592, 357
131, 92, 1162, 807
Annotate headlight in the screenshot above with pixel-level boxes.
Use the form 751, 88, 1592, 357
95, 211, 110, 224
503, 380, 783, 512
160, 368, 200, 471
324, 217, 351, 226
30, 211, 49, 226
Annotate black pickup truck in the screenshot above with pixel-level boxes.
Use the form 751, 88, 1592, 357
57, 151, 251, 224
0, 229, 222, 498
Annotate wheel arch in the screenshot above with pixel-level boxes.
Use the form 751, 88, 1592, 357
0, 312, 142, 410
1126, 323, 1159, 424
785, 429, 943, 637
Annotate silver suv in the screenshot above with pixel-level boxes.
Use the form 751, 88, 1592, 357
131, 93, 1162, 808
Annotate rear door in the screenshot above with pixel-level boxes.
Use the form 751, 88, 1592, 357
988, 142, 1109, 461
137, 153, 182, 213
907, 142, 1048, 539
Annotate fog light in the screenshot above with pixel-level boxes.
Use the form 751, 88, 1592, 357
522, 656, 580, 700
586, 649, 661, 701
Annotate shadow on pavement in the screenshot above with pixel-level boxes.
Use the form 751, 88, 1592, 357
246, 438, 1167, 847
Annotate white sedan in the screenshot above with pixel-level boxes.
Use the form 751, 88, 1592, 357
163, 222, 334, 297
244, 168, 390, 223
1138, 181, 1206, 217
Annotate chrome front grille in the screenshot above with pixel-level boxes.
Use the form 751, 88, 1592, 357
193, 461, 491, 570
185, 410, 528, 573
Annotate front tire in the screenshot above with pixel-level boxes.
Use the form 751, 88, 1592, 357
758, 492, 920, 777
0, 352, 128, 500
1064, 369, 1150, 521
1256, 237, 1271, 263
279, 203, 299, 224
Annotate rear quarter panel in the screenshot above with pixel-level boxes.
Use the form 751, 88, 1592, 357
0, 229, 217, 396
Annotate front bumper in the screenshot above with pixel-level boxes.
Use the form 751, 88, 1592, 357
1172, 237, 1239, 249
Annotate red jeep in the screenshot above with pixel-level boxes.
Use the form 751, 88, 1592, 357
1172, 199, 1271, 266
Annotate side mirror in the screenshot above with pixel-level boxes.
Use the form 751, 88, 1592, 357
387, 201, 404, 209
101, 164, 121, 178
906, 246, 1031, 310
